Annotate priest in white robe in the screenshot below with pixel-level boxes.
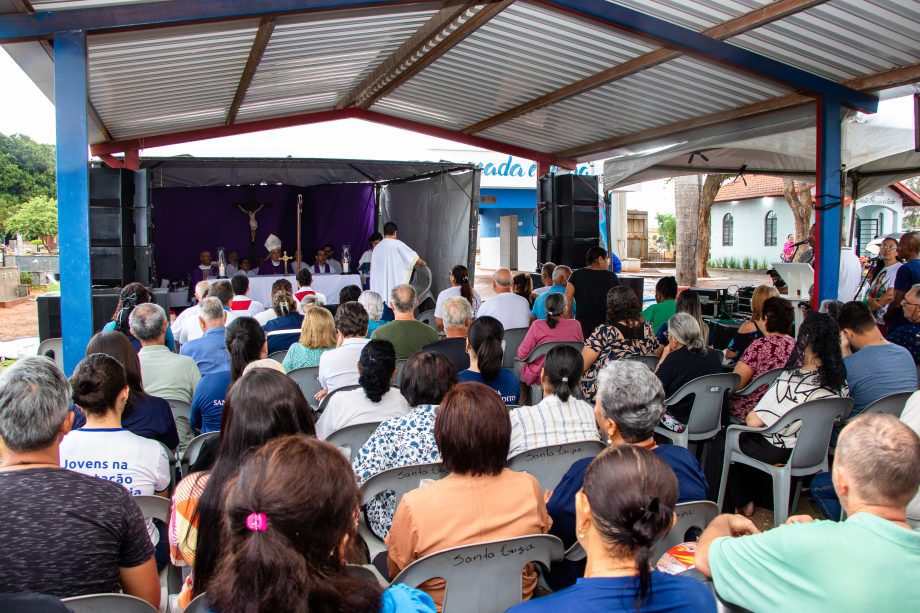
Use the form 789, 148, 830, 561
370, 221, 427, 303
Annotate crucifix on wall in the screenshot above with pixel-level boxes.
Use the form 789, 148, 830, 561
237, 204, 266, 244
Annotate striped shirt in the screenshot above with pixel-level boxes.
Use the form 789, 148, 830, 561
168, 472, 210, 609
508, 394, 602, 458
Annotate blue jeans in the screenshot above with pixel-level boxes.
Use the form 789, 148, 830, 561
810, 472, 842, 520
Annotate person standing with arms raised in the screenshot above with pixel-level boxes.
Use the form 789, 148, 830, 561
370, 222, 427, 307
566, 246, 619, 340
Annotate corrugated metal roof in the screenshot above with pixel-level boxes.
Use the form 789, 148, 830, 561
89, 20, 259, 139
237, 6, 438, 123
371, 1, 658, 129
728, 0, 920, 81
474, 55, 792, 153
606, 0, 771, 31
31, 0, 174, 10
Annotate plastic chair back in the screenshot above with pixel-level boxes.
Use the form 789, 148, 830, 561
734, 368, 784, 397
513, 341, 584, 380
61, 594, 157, 612
135, 494, 170, 523
158, 442, 176, 494
391, 535, 564, 613
288, 366, 322, 408
167, 399, 191, 423
783, 397, 851, 471
502, 328, 529, 369
860, 390, 912, 419
316, 384, 361, 416
655, 373, 740, 447
623, 354, 660, 371
393, 358, 408, 386
181, 431, 219, 477
36, 337, 64, 371
412, 265, 433, 305
418, 309, 437, 330
183, 593, 210, 613
268, 350, 288, 363
326, 420, 381, 462
652, 500, 719, 561
507, 440, 606, 490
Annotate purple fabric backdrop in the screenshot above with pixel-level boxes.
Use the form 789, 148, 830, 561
151, 184, 375, 283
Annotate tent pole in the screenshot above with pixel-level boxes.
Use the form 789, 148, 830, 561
814, 96, 842, 306
54, 30, 92, 375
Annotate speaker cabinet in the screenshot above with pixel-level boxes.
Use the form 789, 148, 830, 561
37, 288, 170, 342
539, 236, 599, 269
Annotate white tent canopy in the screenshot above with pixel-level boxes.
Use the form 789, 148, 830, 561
604, 95, 920, 198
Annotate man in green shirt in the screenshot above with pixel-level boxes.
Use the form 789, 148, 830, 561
695, 413, 920, 612
642, 276, 677, 333
371, 284, 438, 359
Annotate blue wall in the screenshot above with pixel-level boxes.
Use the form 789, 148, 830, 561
478, 188, 537, 238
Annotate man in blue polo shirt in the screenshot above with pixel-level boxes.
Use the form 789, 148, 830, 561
179, 297, 230, 375
530, 265, 576, 321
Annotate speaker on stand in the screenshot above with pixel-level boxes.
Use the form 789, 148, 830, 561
537, 173, 601, 269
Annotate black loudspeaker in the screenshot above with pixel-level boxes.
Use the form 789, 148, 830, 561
36, 288, 170, 342
537, 173, 601, 269
88, 167, 152, 287
539, 236, 598, 267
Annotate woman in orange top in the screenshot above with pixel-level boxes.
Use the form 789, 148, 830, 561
385, 382, 552, 609
168, 369, 314, 608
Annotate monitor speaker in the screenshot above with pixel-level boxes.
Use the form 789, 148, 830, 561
538, 236, 599, 269
36, 288, 169, 342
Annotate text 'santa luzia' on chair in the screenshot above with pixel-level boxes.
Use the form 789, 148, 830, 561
507, 440, 606, 491
502, 328, 529, 369
326, 421, 381, 463
287, 366, 321, 408
391, 535, 564, 613
857, 390, 912, 419
180, 431, 219, 477
418, 309, 437, 331
622, 353, 660, 371
654, 373, 741, 452
651, 500, 719, 562
359, 462, 449, 558
717, 396, 852, 527
61, 594, 157, 612
267, 350, 287, 363
513, 341, 584, 403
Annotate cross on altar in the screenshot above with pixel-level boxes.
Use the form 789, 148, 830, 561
280, 250, 293, 274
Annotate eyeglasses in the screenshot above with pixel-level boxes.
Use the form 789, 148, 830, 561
903, 300, 920, 308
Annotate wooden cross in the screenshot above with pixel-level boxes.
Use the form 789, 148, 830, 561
279, 250, 293, 275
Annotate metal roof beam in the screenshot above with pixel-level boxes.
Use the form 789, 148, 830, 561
0, 0, 413, 42
556, 62, 920, 161
463, 0, 827, 134
89, 106, 575, 168
539, 0, 877, 113
226, 16, 275, 126
343, 0, 514, 109
336, 0, 489, 110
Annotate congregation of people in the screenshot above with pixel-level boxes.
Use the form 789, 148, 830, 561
3, 237, 920, 613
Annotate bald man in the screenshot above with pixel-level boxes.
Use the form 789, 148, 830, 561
886, 231, 920, 332
477, 268, 531, 330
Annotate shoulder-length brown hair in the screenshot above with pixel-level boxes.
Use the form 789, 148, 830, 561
298, 305, 336, 349
434, 382, 510, 476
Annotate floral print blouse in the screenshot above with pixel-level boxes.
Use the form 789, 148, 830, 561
728, 334, 797, 420
582, 322, 660, 401
352, 404, 441, 538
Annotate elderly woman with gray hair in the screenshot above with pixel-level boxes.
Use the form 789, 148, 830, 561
655, 312, 724, 431
358, 290, 386, 337
544, 359, 709, 590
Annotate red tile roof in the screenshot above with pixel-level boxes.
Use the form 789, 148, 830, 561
714, 174, 807, 202
891, 182, 920, 207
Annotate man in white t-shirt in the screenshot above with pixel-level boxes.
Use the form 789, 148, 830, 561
477, 268, 531, 331
370, 222, 427, 306
174, 280, 210, 344
318, 302, 370, 397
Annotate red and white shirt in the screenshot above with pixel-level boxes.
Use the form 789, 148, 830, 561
229, 295, 265, 315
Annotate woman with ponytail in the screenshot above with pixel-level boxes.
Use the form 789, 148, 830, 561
510, 445, 716, 612
508, 344, 600, 456
459, 316, 519, 405
170, 369, 315, 608
262, 289, 304, 354
102, 282, 177, 351
209, 435, 434, 613
515, 292, 584, 387
189, 317, 266, 434
315, 339, 411, 439
434, 264, 482, 332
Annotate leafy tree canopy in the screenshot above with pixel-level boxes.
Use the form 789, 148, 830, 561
6, 195, 57, 250
0, 133, 56, 235
656, 213, 676, 249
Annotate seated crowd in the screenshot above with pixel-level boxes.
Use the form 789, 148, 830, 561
2, 245, 920, 612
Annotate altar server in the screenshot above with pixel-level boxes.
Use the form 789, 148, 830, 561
370, 222, 427, 305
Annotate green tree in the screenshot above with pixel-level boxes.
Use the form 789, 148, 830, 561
0, 133, 56, 235
656, 213, 676, 249
6, 196, 57, 251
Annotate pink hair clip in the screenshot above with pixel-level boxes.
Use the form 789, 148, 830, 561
245, 512, 268, 532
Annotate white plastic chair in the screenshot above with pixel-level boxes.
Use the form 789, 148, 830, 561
857, 390, 912, 419
288, 366, 322, 408
62, 594, 157, 612
418, 309, 437, 331
180, 431, 219, 477
502, 328, 529, 369
359, 462, 449, 558
716, 396, 852, 526
391, 535, 564, 613
36, 337, 63, 371
507, 440, 606, 490
412, 265, 433, 306
654, 373, 740, 452
512, 341, 584, 403
734, 368, 783, 399
135, 495, 183, 597
325, 420, 381, 462
267, 349, 288, 363
651, 500, 719, 562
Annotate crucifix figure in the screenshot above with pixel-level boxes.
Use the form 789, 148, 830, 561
280, 251, 293, 275
237, 204, 265, 243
